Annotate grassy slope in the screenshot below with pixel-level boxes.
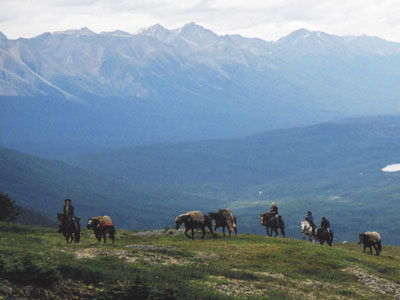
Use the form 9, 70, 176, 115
1, 222, 399, 300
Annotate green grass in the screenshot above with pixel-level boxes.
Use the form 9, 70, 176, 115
0, 222, 399, 299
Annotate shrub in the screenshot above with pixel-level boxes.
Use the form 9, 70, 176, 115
1, 253, 60, 287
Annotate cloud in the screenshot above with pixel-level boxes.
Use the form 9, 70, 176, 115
1, 0, 400, 42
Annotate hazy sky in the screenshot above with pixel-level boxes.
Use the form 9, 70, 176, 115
1, 0, 400, 42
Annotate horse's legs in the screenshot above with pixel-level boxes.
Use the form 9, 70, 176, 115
208, 224, 216, 238
110, 228, 115, 243
201, 226, 206, 239
184, 227, 191, 239
222, 227, 226, 236
103, 231, 107, 243
373, 244, 379, 256
273, 226, 279, 237
191, 228, 195, 240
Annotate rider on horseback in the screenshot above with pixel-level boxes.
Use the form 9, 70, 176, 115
63, 199, 78, 231
320, 217, 331, 233
270, 202, 279, 226
305, 211, 316, 235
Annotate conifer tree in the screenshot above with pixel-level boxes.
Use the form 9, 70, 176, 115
0, 192, 19, 222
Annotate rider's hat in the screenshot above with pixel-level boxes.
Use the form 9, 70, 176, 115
307, 210, 311, 214
64, 198, 71, 203
271, 202, 276, 206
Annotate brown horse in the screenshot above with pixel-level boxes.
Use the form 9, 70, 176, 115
359, 232, 382, 256
175, 211, 216, 240
87, 217, 115, 244
315, 228, 333, 246
57, 213, 80, 243
208, 210, 237, 237
260, 213, 285, 237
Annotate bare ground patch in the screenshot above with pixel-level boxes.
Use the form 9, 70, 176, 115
344, 267, 400, 298
74, 247, 190, 265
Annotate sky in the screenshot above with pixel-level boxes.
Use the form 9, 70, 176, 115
1, 0, 400, 42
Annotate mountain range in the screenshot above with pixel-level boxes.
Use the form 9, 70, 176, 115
2, 23, 400, 156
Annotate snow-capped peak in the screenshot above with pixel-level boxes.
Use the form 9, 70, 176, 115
0, 31, 7, 40
175, 22, 218, 43
100, 30, 132, 37
53, 27, 96, 36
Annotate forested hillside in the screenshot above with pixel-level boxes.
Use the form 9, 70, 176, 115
2, 116, 400, 244
0, 147, 220, 229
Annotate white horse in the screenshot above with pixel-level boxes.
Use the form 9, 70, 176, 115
301, 221, 315, 242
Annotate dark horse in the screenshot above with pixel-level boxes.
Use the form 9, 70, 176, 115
175, 212, 216, 240
260, 213, 285, 237
359, 232, 382, 256
208, 212, 237, 237
57, 213, 80, 243
87, 218, 115, 244
315, 228, 334, 246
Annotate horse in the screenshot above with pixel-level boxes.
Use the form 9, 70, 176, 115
260, 213, 285, 237
208, 210, 237, 237
359, 232, 382, 256
315, 228, 334, 246
301, 221, 315, 242
87, 217, 115, 244
175, 211, 216, 240
57, 213, 80, 243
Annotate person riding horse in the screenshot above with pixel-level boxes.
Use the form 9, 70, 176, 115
63, 199, 78, 231
305, 211, 316, 235
320, 217, 331, 233
270, 202, 279, 226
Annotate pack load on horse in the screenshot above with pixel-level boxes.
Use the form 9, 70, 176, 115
175, 211, 216, 239
87, 215, 115, 243
359, 231, 382, 256
315, 217, 334, 246
57, 199, 80, 243
208, 209, 237, 237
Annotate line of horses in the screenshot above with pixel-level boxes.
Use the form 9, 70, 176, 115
57, 210, 383, 256
174, 210, 382, 255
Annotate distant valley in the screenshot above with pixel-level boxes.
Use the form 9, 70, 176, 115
2, 117, 400, 244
